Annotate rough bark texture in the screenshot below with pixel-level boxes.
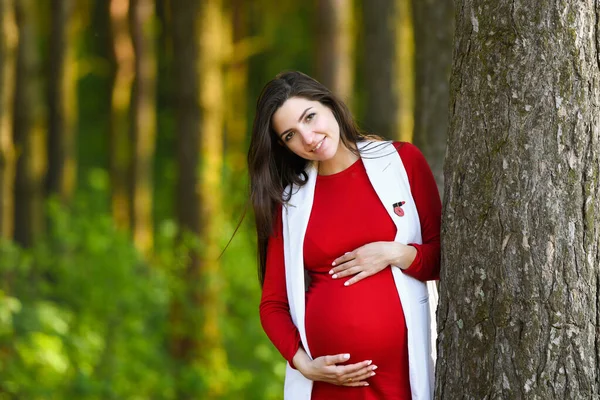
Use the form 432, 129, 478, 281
315, 0, 354, 102
410, 0, 453, 196
108, 0, 134, 231
13, 0, 46, 247
47, 0, 77, 203
129, 0, 156, 255
0, 0, 17, 239
436, 1, 600, 399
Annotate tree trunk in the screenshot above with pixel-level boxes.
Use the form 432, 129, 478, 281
224, 0, 248, 183
361, 0, 413, 141
410, 0, 453, 195
315, 0, 354, 102
197, 0, 227, 396
13, 0, 46, 247
0, 0, 17, 239
129, 0, 156, 256
108, 0, 134, 231
436, 1, 600, 398
47, 0, 77, 203
170, 0, 227, 397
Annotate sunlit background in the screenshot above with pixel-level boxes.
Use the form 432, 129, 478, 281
0, 0, 453, 398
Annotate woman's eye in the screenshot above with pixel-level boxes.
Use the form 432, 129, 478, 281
284, 132, 295, 142
305, 112, 316, 122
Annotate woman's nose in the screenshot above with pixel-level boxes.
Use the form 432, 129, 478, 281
299, 128, 316, 145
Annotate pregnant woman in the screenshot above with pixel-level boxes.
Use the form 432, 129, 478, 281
249, 71, 441, 400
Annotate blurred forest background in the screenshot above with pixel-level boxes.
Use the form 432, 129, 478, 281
0, 0, 453, 398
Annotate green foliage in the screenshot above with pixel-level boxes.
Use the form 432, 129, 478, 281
0, 187, 285, 399
0, 200, 172, 399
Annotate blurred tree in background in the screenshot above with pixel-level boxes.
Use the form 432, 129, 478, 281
0, 0, 453, 398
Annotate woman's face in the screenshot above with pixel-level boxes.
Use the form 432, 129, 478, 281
271, 97, 341, 161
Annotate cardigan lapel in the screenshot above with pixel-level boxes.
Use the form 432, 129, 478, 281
282, 163, 318, 359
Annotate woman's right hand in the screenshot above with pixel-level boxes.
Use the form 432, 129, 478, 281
292, 348, 377, 387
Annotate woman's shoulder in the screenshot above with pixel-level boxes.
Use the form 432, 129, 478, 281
392, 141, 426, 160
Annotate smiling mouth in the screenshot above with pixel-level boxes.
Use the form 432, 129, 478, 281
311, 138, 325, 152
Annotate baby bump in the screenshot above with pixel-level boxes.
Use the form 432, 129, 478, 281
305, 268, 408, 362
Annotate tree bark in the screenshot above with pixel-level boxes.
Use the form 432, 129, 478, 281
47, 0, 77, 203
361, 0, 413, 141
436, 1, 600, 398
13, 0, 46, 247
0, 0, 17, 239
129, 0, 156, 255
410, 0, 453, 195
108, 0, 134, 231
315, 0, 354, 102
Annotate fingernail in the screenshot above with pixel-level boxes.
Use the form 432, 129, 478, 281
331, 261, 336, 266
372, 365, 378, 371
364, 383, 369, 386
367, 360, 372, 366
332, 274, 338, 279
343, 354, 350, 359
344, 281, 349, 286
370, 372, 376, 377
329, 269, 334, 274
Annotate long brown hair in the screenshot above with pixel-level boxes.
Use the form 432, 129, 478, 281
248, 71, 368, 285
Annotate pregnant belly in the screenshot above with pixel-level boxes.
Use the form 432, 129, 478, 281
305, 267, 407, 362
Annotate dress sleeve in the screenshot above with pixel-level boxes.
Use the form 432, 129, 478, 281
259, 206, 302, 366
395, 142, 441, 281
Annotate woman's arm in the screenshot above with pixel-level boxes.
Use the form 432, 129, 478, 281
397, 142, 441, 281
259, 208, 302, 366
328, 142, 441, 284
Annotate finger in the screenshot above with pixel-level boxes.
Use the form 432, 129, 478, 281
329, 260, 356, 276
323, 353, 351, 365
331, 251, 355, 268
342, 379, 369, 387
345, 364, 377, 380
337, 359, 372, 375
344, 271, 370, 287
332, 266, 361, 279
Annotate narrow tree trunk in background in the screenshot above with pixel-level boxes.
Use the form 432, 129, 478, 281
315, 0, 354, 102
395, 0, 413, 143
129, 0, 156, 255
13, 0, 46, 247
224, 0, 248, 182
410, 0, 453, 195
108, 0, 134, 231
47, 0, 77, 203
436, 1, 600, 398
197, 0, 227, 396
362, 0, 413, 141
171, 0, 228, 396
362, 0, 396, 138
170, 0, 200, 367
0, 0, 17, 239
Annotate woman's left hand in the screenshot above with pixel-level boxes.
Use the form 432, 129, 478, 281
330, 242, 416, 286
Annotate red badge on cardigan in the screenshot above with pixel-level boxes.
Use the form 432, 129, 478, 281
393, 201, 406, 217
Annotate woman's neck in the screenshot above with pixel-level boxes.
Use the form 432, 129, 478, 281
317, 144, 359, 176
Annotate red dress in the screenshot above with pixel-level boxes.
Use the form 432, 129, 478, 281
260, 142, 441, 399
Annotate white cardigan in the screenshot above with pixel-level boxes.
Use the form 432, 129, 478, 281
281, 141, 437, 400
